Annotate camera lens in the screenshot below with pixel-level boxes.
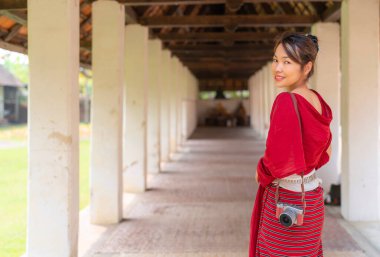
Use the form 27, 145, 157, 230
279, 209, 297, 227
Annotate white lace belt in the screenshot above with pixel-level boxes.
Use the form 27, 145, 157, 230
272, 169, 322, 192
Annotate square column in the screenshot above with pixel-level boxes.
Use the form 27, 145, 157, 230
160, 50, 171, 165
0, 87, 3, 120
27, 0, 79, 256
248, 77, 254, 128
147, 39, 162, 174
258, 69, 265, 138
176, 60, 184, 147
263, 64, 270, 137
341, 0, 380, 221
123, 24, 148, 192
311, 22, 341, 196
266, 62, 276, 113
183, 70, 197, 138
180, 65, 187, 144
169, 57, 178, 156
90, 0, 124, 224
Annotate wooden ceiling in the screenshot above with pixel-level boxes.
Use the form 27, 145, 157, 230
0, 0, 341, 91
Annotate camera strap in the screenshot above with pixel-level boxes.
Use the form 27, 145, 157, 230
275, 92, 307, 214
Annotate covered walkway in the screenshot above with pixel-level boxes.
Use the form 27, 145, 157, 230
1, 0, 379, 256
79, 127, 368, 257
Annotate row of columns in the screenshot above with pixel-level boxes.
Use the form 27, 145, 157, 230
249, 0, 380, 222
26, 0, 198, 256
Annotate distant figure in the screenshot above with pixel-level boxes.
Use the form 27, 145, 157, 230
249, 32, 332, 257
234, 102, 247, 126
214, 86, 226, 99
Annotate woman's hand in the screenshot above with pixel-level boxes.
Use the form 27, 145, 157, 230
255, 169, 259, 184
326, 144, 332, 158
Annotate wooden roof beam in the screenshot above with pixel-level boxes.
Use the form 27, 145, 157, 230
0, 10, 27, 26
173, 50, 273, 56
125, 6, 138, 24
0, 0, 343, 10
178, 54, 272, 61
4, 24, 22, 42
0, 0, 26, 10
166, 44, 273, 52
195, 72, 256, 79
182, 62, 272, 68
154, 31, 279, 42
322, 2, 341, 22
139, 15, 319, 28
117, 0, 342, 6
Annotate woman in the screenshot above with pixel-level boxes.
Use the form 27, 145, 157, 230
248, 32, 333, 256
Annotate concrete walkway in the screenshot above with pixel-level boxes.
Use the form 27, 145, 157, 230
80, 127, 377, 257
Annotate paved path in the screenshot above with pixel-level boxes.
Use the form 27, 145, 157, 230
82, 127, 371, 257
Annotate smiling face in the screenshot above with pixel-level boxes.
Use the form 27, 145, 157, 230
272, 43, 312, 91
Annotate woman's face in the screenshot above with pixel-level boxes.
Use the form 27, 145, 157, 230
271, 43, 310, 90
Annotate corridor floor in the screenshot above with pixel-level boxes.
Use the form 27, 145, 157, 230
82, 127, 371, 257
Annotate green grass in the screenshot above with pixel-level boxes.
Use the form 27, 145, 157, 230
0, 125, 91, 257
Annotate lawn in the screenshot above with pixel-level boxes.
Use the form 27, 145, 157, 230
0, 124, 91, 257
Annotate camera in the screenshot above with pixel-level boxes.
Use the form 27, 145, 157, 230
276, 202, 304, 227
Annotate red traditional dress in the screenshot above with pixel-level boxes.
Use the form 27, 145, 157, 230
249, 89, 333, 257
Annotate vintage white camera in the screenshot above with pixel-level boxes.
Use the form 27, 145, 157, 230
276, 202, 304, 227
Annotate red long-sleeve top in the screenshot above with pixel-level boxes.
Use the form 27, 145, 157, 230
249, 89, 333, 256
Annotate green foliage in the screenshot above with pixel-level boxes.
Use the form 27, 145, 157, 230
199, 90, 249, 100
79, 68, 93, 96
0, 126, 90, 257
199, 91, 216, 100
2, 54, 29, 85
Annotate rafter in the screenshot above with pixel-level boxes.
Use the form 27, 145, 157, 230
175, 54, 272, 62
0, 0, 26, 10
105, 0, 343, 6
199, 79, 248, 91
174, 50, 273, 58
4, 24, 22, 42
154, 31, 279, 42
0, 0, 343, 10
322, 2, 341, 22
125, 6, 138, 24
166, 44, 274, 52
0, 10, 27, 26
139, 15, 318, 28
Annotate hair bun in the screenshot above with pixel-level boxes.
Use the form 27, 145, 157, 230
305, 34, 319, 52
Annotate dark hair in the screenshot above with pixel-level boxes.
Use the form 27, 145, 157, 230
273, 31, 319, 79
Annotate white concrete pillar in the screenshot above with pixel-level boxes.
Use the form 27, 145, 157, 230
169, 57, 178, 156
147, 39, 162, 174
0, 86, 3, 120
90, 0, 124, 224
248, 77, 254, 128
174, 57, 182, 149
184, 70, 198, 138
311, 22, 341, 197
341, 0, 380, 221
181, 67, 187, 143
27, 0, 79, 255
252, 74, 257, 131
256, 72, 261, 135
267, 62, 276, 114
252, 74, 259, 133
259, 69, 265, 138
160, 50, 171, 165
263, 64, 270, 137
178, 63, 186, 145
123, 24, 148, 192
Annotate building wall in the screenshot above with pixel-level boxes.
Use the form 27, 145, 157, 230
197, 98, 250, 126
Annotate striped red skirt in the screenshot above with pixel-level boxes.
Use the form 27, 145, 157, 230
255, 184, 324, 257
